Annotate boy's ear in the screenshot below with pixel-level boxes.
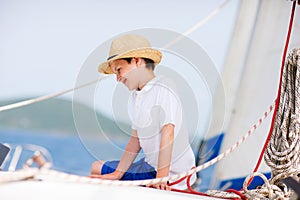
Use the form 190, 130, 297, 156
135, 58, 143, 67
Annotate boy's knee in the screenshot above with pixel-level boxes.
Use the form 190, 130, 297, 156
90, 160, 104, 175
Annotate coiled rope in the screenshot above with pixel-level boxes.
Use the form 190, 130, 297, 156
243, 172, 288, 200
263, 48, 300, 195
265, 48, 300, 183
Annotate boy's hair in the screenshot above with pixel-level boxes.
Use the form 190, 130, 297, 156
122, 58, 155, 71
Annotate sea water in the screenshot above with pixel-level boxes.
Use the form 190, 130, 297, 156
0, 129, 127, 175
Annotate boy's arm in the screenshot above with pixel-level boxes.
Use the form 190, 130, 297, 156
149, 123, 174, 190
96, 129, 141, 180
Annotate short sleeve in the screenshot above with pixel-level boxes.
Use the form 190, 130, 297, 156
156, 81, 182, 130
128, 92, 137, 130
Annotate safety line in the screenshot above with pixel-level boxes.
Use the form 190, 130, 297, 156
0, 77, 108, 112
164, 0, 231, 49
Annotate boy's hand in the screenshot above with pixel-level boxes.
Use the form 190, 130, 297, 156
147, 182, 171, 191
89, 171, 122, 180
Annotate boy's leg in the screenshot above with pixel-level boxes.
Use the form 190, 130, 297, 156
101, 158, 157, 180
90, 160, 105, 175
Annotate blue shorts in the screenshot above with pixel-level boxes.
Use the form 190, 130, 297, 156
101, 158, 157, 180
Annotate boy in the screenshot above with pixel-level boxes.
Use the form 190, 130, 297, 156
90, 34, 196, 190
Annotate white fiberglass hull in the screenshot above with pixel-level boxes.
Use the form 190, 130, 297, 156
0, 175, 220, 200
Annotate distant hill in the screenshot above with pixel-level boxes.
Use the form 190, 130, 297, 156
0, 97, 131, 137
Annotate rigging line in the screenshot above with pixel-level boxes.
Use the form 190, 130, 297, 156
0, 0, 231, 112
182, 0, 231, 36
0, 76, 108, 112
163, 0, 232, 49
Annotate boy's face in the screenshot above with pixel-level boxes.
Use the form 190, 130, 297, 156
110, 58, 140, 90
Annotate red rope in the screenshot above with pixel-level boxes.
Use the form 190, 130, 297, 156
168, 168, 208, 196
167, 175, 187, 186
226, 189, 247, 200
169, 168, 242, 199
248, 0, 297, 186
168, 168, 211, 197
186, 167, 208, 196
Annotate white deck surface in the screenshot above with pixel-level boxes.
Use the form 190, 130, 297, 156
0, 179, 222, 200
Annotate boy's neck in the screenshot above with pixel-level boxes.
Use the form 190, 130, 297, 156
137, 71, 155, 91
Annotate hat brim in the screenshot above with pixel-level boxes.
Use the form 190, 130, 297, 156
98, 48, 162, 74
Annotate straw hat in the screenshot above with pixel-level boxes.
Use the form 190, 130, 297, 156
98, 34, 162, 74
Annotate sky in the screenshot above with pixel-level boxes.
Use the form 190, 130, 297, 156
0, 0, 240, 135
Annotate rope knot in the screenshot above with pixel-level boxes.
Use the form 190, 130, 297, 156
243, 172, 290, 199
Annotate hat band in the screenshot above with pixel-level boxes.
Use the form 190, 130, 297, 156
107, 54, 118, 61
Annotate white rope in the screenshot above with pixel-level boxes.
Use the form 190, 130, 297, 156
164, 0, 231, 49
204, 190, 241, 199
242, 172, 289, 200
0, 168, 38, 183
0, 77, 108, 112
261, 48, 300, 197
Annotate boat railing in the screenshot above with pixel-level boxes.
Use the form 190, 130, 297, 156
1, 143, 53, 171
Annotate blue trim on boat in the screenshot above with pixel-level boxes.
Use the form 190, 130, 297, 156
194, 133, 272, 191
196, 133, 225, 165
0, 143, 10, 168
219, 172, 272, 190
195, 133, 225, 192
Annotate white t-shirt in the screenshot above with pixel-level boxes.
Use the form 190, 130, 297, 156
128, 76, 196, 189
